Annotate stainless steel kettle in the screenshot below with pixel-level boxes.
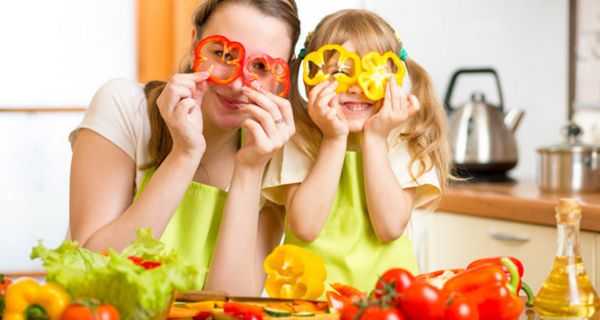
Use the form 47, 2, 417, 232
444, 68, 524, 175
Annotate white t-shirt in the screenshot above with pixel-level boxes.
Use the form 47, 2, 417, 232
69, 78, 151, 191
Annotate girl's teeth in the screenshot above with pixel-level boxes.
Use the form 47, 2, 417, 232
345, 103, 370, 111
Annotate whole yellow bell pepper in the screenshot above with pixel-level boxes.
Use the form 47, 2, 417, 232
3, 278, 71, 320
302, 44, 361, 93
263, 244, 327, 300
357, 51, 406, 101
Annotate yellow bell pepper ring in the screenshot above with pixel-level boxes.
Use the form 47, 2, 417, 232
302, 44, 361, 93
358, 51, 406, 101
263, 244, 327, 300
3, 278, 71, 320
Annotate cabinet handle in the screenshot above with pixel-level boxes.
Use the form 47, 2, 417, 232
488, 229, 530, 242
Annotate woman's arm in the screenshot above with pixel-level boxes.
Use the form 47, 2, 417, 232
70, 129, 201, 251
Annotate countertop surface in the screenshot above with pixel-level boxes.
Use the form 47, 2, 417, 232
438, 178, 600, 232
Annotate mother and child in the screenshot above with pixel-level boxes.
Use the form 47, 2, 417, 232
68, 0, 452, 295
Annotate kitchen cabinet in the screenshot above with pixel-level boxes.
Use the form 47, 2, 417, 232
411, 210, 598, 293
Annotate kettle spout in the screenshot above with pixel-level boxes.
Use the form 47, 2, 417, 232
504, 108, 525, 133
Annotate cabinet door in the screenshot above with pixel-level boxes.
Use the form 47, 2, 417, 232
424, 211, 597, 293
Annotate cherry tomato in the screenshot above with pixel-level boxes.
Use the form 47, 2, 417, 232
60, 302, 120, 320
444, 292, 479, 320
360, 306, 405, 320
398, 281, 444, 320
374, 268, 415, 305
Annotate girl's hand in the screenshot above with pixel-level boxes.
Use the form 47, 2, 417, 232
156, 72, 210, 158
364, 77, 420, 139
236, 86, 295, 168
308, 81, 349, 139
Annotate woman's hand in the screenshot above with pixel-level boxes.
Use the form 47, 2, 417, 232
156, 72, 210, 158
364, 77, 420, 139
236, 86, 295, 168
308, 81, 349, 140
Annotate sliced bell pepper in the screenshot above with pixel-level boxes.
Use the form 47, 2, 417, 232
416, 268, 464, 289
325, 291, 351, 312
194, 35, 245, 85
357, 51, 406, 101
302, 44, 361, 93
243, 53, 290, 97
467, 256, 534, 306
223, 302, 264, 320
263, 245, 327, 300
0, 274, 12, 296
330, 283, 366, 301
3, 278, 70, 320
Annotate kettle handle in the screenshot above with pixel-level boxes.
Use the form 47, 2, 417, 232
444, 68, 505, 114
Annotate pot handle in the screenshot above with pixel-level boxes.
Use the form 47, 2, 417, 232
444, 68, 505, 114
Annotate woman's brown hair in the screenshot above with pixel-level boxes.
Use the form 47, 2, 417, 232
143, 0, 300, 169
288, 9, 453, 195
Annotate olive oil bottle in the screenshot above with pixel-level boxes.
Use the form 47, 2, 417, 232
534, 198, 600, 319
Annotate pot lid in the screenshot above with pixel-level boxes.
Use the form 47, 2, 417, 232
537, 123, 600, 153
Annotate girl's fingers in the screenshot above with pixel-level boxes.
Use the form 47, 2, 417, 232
315, 81, 338, 104
308, 80, 331, 103
389, 77, 404, 111
381, 79, 393, 113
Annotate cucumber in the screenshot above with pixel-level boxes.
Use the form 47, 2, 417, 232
292, 311, 315, 317
264, 307, 292, 317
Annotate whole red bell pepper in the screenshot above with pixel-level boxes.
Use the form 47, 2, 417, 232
443, 257, 524, 320
467, 256, 534, 306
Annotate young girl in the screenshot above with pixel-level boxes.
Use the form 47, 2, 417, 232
69, 0, 300, 295
263, 9, 452, 292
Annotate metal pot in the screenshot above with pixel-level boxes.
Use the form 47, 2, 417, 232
537, 123, 600, 193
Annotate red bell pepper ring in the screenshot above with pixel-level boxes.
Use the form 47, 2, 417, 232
224, 302, 264, 318
330, 283, 366, 301
467, 256, 534, 306
194, 35, 245, 85
243, 53, 290, 97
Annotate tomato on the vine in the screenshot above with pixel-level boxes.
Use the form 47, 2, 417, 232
398, 281, 445, 320
60, 301, 120, 320
374, 268, 415, 305
444, 292, 479, 320
360, 306, 405, 320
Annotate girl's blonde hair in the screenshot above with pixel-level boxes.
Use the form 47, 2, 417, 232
143, 0, 300, 169
289, 9, 453, 194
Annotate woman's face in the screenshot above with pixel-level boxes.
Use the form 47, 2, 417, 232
198, 3, 292, 130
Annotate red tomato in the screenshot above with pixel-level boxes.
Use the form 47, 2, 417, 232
374, 268, 415, 305
444, 292, 479, 320
360, 306, 405, 320
398, 281, 444, 320
339, 303, 361, 320
60, 302, 120, 320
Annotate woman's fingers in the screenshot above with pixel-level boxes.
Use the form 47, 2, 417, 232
242, 86, 284, 126
251, 87, 295, 131
240, 103, 281, 139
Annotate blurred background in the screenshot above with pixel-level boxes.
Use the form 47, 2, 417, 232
1, 0, 599, 272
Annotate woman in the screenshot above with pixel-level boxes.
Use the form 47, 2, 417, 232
69, 0, 300, 295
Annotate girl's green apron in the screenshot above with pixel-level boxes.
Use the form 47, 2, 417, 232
284, 151, 419, 293
136, 168, 227, 289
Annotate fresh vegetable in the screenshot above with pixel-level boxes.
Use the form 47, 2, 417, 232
0, 274, 13, 317
264, 306, 292, 317
243, 53, 290, 97
31, 228, 201, 320
60, 300, 120, 320
263, 244, 327, 300
374, 268, 415, 306
357, 51, 406, 101
330, 283, 366, 301
398, 281, 445, 320
360, 305, 405, 320
194, 34, 245, 85
127, 256, 162, 270
444, 292, 479, 320
302, 44, 361, 92
3, 278, 70, 320
167, 305, 200, 319
466, 256, 534, 306
224, 302, 264, 320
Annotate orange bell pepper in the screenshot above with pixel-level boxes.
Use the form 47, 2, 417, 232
357, 51, 406, 101
263, 245, 327, 300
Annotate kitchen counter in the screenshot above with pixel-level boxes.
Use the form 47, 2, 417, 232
438, 178, 600, 232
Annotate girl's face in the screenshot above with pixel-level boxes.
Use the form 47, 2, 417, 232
330, 40, 382, 133
199, 3, 292, 130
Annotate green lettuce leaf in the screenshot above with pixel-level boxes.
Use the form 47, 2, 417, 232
31, 228, 202, 320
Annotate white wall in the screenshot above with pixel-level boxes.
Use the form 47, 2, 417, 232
0, 0, 135, 272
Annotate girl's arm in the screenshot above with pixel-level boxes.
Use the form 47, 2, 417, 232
70, 73, 209, 251
285, 81, 348, 242
205, 87, 292, 295
362, 78, 421, 243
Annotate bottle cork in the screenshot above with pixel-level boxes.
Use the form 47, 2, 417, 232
556, 198, 582, 223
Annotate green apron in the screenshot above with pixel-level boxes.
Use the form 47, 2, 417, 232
284, 151, 419, 293
136, 168, 227, 289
